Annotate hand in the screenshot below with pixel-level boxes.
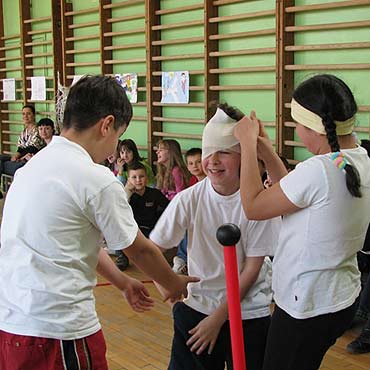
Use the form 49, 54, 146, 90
116, 157, 125, 170
125, 181, 136, 194
233, 111, 260, 143
186, 314, 224, 355
23, 153, 33, 161
155, 275, 199, 303
121, 277, 154, 313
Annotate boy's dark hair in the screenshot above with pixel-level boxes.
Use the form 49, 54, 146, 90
128, 161, 147, 175
185, 147, 202, 160
293, 74, 361, 198
218, 102, 244, 121
63, 75, 133, 131
22, 104, 35, 115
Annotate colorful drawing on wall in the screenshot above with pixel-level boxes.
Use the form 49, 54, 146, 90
161, 71, 189, 104
115, 73, 138, 103
2, 78, 15, 101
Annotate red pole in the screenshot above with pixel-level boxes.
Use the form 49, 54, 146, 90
217, 224, 246, 370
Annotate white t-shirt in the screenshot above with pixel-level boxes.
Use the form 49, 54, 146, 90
276, 146, 370, 319
0, 136, 138, 339
150, 178, 280, 320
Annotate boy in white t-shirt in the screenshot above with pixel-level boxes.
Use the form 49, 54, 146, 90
150, 103, 279, 370
0, 75, 197, 370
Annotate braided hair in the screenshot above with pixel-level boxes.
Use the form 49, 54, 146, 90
293, 74, 361, 198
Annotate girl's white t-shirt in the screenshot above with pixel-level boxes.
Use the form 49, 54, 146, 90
276, 146, 370, 319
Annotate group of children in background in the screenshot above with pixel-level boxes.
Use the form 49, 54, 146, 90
105, 136, 206, 273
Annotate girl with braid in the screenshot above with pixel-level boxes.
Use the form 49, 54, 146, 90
234, 74, 370, 370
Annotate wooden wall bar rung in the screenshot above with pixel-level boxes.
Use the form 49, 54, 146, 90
104, 43, 145, 51
213, 0, 250, 5
66, 48, 100, 54
209, 10, 275, 23
286, 20, 370, 32
152, 53, 204, 61
210, 84, 275, 91
0, 55, 21, 62
27, 100, 55, 104
103, 0, 144, 10
286, 0, 370, 13
107, 14, 145, 23
1, 110, 22, 114
285, 63, 370, 70
27, 29, 52, 35
153, 102, 204, 107
358, 105, 370, 112
66, 61, 101, 67
23, 16, 51, 24
25, 52, 53, 58
26, 76, 53, 80
354, 127, 370, 132
132, 116, 147, 121
0, 66, 22, 72
25, 64, 53, 69
285, 41, 370, 51
210, 66, 275, 74
284, 140, 305, 147
65, 7, 99, 17
152, 70, 203, 76
0, 45, 20, 51
1, 120, 23, 125
103, 28, 145, 37
2, 130, 21, 134
26, 88, 54, 92
68, 21, 100, 30
1, 34, 19, 40
1, 99, 23, 103
153, 117, 204, 124
39, 111, 56, 116
132, 102, 147, 106
155, 4, 204, 15
152, 20, 204, 31
104, 72, 146, 77
152, 37, 203, 46
65, 34, 100, 42
104, 58, 146, 64
153, 131, 202, 140
210, 28, 275, 40
25, 40, 52, 47
210, 47, 275, 57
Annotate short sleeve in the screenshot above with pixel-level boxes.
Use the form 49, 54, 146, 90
150, 192, 188, 249
85, 181, 138, 250
279, 157, 328, 209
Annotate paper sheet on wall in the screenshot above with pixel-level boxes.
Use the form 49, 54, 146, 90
2, 78, 16, 101
161, 71, 189, 104
31, 76, 46, 101
115, 73, 138, 103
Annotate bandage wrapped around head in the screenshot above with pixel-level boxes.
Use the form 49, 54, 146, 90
202, 108, 241, 160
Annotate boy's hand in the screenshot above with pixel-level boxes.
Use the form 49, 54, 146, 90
186, 314, 224, 355
155, 275, 199, 303
121, 276, 154, 313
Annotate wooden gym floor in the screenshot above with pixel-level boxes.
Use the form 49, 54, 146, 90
96, 263, 370, 370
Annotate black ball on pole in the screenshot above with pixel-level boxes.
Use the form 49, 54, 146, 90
216, 223, 241, 246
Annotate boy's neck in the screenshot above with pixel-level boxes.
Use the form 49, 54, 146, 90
135, 187, 146, 196
196, 174, 206, 181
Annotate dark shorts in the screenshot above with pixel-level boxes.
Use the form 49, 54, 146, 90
0, 329, 108, 370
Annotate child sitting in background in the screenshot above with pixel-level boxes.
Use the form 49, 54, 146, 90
117, 139, 156, 186
156, 139, 190, 200
104, 140, 121, 176
185, 148, 206, 186
172, 147, 206, 274
116, 162, 169, 271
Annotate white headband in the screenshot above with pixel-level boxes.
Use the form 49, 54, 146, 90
202, 108, 240, 160
291, 98, 356, 135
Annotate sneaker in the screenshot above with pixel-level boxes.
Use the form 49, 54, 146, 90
172, 256, 188, 275
346, 328, 370, 354
116, 252, 129, 271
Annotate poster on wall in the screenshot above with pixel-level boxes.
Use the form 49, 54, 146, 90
161, 71, 189, 104
115, 73, 138, 103
2, 78, 16, 101
31, 76, 46, 101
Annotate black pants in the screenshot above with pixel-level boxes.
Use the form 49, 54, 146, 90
168, 301, 270, 370
262, 303, 357, 370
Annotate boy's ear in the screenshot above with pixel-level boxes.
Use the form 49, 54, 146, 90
100, 115, 115, 137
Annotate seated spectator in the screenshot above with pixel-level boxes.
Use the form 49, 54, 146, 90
116, 162, 169, 271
